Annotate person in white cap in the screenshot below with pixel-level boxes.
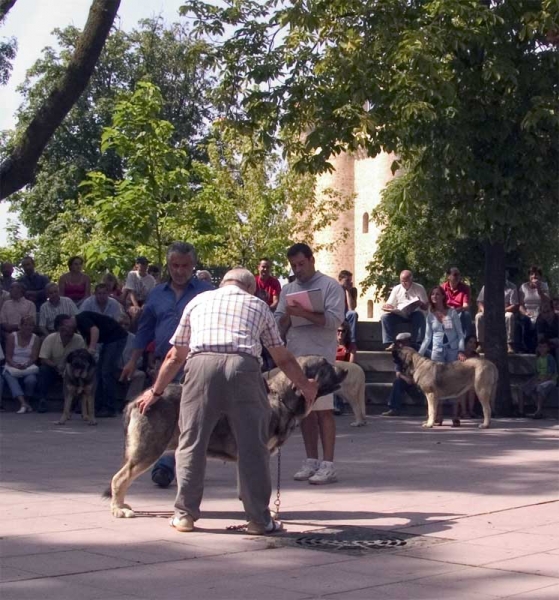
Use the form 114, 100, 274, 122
381, 332, 425, 416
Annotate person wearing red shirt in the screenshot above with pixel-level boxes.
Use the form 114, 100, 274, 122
255, 258, 281, 312
442, 267, 473, 336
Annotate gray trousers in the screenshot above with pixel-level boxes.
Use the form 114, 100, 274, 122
174, 353, 272, 526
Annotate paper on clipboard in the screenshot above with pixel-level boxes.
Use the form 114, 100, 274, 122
286, 288, 324, 327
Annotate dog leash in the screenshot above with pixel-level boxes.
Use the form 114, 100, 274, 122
226, 448, 282, 531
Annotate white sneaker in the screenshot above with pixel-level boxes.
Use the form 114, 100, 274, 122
293, 458, 320, 481
308, 461, 338, 485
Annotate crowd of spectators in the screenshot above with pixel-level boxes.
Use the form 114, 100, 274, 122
0, 253, 556, 421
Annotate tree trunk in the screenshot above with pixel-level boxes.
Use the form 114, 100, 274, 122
0, 0, 121, 200
483, 240, 513, 416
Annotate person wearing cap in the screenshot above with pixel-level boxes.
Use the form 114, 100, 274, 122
382, 332, 425, 416
122, 257, 157, 327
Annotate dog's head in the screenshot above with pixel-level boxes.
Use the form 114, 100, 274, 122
269, 355, 348, 418
66, 349, 95, 380
391, 345, 416, 376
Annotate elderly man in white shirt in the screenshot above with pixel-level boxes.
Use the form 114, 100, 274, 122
381, 270, 428, 350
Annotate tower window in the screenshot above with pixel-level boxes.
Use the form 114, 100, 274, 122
362, 212, 369, 234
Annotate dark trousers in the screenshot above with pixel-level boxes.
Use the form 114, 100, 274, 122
387, 377, 425, 410
35, 364, 61, 402
95, 337, 127, 413
174, 353, 272, 526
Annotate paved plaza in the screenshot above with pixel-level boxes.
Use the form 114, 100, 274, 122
1, 408, 558, 600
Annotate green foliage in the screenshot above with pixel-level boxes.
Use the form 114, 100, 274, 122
184, 125, 350, 273
4, 18, 215, 257
180, 0, 558, 288
78, 82, 193, 271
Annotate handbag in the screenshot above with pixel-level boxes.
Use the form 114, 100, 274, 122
3, 364, 39, 378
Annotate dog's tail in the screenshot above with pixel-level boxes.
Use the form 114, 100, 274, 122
102, 486, 112, 499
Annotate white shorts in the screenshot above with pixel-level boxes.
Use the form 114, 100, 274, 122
312, 392, 334, 412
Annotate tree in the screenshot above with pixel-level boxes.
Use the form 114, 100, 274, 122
0, 0, 121, 199
187, 124, 350, 272
180, 0, 559, 414
77, 82, 195, 271
3, 18, 216, 275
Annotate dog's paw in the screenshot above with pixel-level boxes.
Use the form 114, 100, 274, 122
422, 422, 434, 428
478, 423, 490, 429
350, 420, 366, 427
88, 420, 98, 426
56, 419, 67, 425
112, 505, 135, 518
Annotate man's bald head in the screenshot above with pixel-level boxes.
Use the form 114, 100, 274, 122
399, 270, 413, 290
220, 268, 257, 295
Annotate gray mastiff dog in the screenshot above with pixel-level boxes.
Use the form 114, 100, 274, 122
392, 346, 498, 429
105, 355, 347, 517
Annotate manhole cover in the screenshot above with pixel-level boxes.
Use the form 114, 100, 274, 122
296, 537, 407, 550
276, 526, 444, 556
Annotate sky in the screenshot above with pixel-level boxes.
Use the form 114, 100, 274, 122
0, 0, 188, 245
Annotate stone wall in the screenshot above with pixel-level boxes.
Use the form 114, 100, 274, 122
314, 150, 396, 321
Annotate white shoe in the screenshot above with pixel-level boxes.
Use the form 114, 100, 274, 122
308, 461, 338, 485
293, 458, 320, 481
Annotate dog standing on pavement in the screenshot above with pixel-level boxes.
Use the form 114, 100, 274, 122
392, 345, 497, 429
334, 361, 367, 426
57, 349, 97, 426
104, 355, 347, 518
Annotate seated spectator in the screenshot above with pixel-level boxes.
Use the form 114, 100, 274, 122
519, 339, 557, 419
196, 270, 214, 286
17, 256, 50, 311
122, 257, 156, 327
382, 332, 426, 416
70, 311, 128, 418
58, 256, 91, 306
147, 264, 162, 284
519, 266, 550, 353
0, 282, 36, 341
117, 313, 146, 405
34, 314, 86, 413
39, 283, 78, 337
475, 278, 518, 354
1, 261, 16, 292
2, 315, 40, 413
102, 272, 123, 304
80, 283, 123, 320
381, 270, 428, 349
255, 258, 281, 311
338, 269, 359, 353
442, 267, 473, 336
333, 321, 354, 415
336, 321, 355, 362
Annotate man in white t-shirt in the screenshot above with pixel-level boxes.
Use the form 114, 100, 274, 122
381, 270, 428, 350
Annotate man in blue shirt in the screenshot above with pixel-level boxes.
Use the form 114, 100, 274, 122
120, 241, 213, 485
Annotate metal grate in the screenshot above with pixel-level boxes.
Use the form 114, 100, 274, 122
276, 526, 442, 556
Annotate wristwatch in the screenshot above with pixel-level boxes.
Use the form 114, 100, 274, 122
150, 388, 163, 397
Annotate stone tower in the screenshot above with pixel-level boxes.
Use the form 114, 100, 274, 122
314, 150, 396, 321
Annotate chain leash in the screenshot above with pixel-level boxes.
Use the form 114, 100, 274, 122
273, 448, 281, 518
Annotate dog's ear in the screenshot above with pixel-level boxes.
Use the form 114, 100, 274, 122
66, 350, 75, 364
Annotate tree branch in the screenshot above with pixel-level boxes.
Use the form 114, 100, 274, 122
0, 0, 121, 200
0, 0, 18, 23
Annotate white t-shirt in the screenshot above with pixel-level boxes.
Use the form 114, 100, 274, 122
123, 271, 156, 303
386, 282, 428, 311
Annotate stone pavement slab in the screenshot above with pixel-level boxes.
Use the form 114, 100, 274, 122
0, 410, 558, 599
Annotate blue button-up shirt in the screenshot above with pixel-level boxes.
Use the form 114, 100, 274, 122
133, 277, 214, 358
